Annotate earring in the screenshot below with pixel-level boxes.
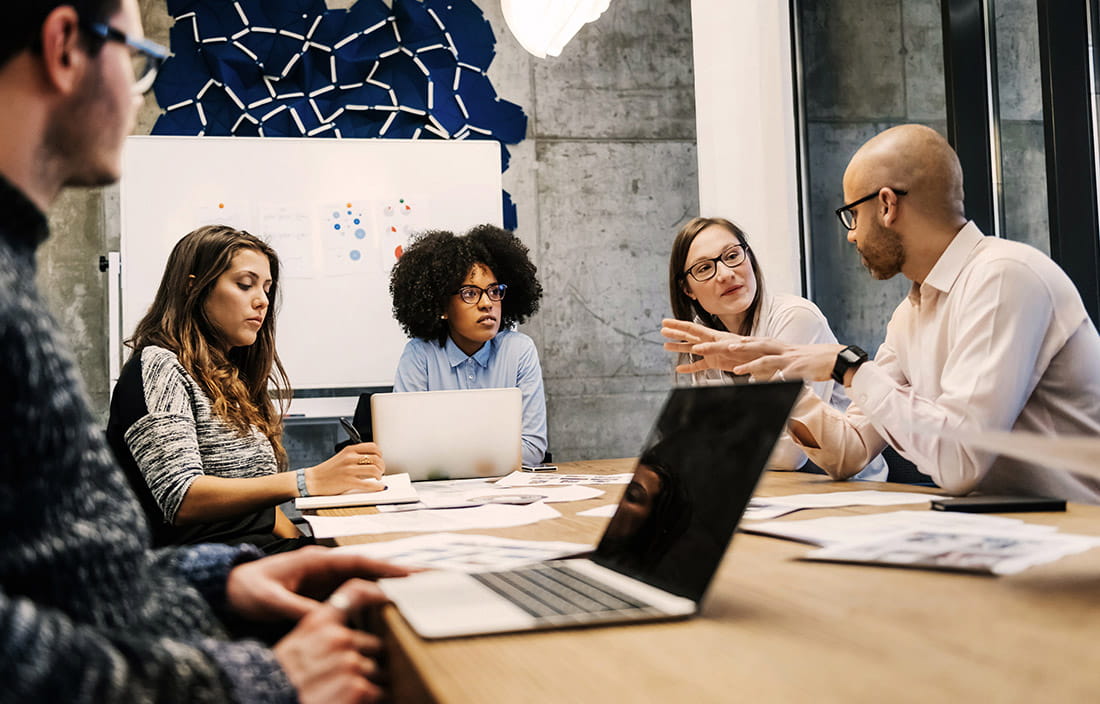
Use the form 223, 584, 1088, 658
440, 314, 447, 320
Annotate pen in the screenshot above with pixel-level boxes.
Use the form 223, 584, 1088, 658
339, 417, 362, 444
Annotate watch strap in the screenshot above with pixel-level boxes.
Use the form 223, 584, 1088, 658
832, 345, 868, 385
296, 468, 310, 497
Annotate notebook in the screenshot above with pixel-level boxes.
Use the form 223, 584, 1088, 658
294, 473, 419, 510
371, 387, 523, 481
377, 381, 803, 639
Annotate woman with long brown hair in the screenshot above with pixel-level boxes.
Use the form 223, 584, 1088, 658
665, 216, 886, 479
107, 225, 385, 553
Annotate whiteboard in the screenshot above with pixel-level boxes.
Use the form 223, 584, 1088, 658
118, 136, 502, 412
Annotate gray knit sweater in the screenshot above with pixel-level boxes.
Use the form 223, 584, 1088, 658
0, 175, 296, 702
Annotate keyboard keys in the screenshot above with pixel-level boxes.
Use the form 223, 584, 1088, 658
472, 563, 660, 623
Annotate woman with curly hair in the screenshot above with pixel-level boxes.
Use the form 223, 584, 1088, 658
107, 225, 387, 553
389, 224, 548, 466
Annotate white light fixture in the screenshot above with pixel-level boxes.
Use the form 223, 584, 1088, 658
500, 0, 612, 59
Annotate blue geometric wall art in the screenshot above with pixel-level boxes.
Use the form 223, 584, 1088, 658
154, 0, 525, 229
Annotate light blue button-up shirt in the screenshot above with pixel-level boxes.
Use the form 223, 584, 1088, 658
392, 330, 548, 465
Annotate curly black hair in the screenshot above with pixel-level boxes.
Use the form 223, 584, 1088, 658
389, 224, 543, 345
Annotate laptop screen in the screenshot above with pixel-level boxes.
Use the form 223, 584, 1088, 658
591, 381, 802, 603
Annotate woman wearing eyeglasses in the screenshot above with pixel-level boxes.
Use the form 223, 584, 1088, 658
389, 224, 548, 466
666, 217, 886, 479
107, 225, 387, 554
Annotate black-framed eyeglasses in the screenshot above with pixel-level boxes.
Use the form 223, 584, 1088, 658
681, 244, 749, 283
453, 283, 507, 305
80, 21, 169, 96
835, 188, 908, 231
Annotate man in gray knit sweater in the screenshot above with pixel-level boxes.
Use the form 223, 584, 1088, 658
0, 2, 409, 702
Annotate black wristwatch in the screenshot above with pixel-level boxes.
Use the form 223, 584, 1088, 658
832, 345, 868, 385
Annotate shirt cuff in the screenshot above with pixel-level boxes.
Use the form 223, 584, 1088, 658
847, 360, 894, 415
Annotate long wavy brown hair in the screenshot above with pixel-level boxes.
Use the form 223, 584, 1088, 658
126, 225, 291, 467
668, 216, 766, 337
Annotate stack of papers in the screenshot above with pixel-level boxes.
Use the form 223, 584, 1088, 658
304, 502, 562, 539
334, 533, 591, 573
743, 490, 934, 521
746, 510, 1100, 575
493, 471, 634, 487
378, 477, 604, 512
294, 473, 418, 510
299, 473, 612, 539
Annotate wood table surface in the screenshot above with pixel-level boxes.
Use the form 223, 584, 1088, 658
325, 459, 1100, 703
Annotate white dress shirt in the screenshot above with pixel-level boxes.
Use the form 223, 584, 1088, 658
791, 221, 1100, 503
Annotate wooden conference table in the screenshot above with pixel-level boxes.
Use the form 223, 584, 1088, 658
327, 459, 1100, 703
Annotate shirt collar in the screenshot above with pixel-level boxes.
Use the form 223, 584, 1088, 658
0, 172, 50, 252
444, 334, 495, 369
910, 220, 984, 303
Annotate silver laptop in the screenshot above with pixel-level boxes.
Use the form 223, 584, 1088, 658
378, 381, 803, 639
372, 388, 522, 481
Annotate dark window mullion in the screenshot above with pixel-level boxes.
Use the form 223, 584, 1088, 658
1037, 0, 1100, 325
941, 0, 1000, 239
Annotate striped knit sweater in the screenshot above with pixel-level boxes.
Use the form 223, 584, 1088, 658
108, 346, 281, 548
0, 175, 295, 702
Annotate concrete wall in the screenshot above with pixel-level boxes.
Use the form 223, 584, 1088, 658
40, 0, 697, 469
800, 0, 1047, 355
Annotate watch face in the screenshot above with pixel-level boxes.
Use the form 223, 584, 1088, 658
840, 345, 867, 364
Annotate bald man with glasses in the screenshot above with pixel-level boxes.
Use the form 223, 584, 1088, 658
0, 2, 411, 702
663, 124, 1100, 504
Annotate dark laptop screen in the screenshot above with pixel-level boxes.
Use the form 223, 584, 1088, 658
592, 382, 802, 602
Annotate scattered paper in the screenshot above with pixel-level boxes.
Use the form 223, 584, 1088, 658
743, 510, 1054, 547
803, 528, 1100, 575
334, 533, 592, 572
743, 490, 935, 521
577, 504, 618, 518
378, 482, 604, 512
295, 473, 417, 510
304, 502, 562, 539
493, 471, 634, 487
746, 509, 1100, 575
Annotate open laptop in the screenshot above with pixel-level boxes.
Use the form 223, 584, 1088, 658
371, 387, 522, 481
378, 381, 803, 639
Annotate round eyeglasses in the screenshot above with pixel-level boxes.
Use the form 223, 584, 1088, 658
682, 245, 749, 283
453, 283, 507, 305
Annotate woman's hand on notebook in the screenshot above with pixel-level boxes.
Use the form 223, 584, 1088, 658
305, 442, 386, 496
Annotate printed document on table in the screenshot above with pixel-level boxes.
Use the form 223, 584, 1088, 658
742, 510, 1056, 547
334, 533, 592, 572
379, 481, 603, 512
493, 471, 634, 487
294, 473, 418, 510
743, 490, 935, 521
304, 501, 562, 538
803, 528, 1100, 575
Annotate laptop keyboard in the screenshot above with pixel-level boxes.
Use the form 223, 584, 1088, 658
472, 563, 663, 624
